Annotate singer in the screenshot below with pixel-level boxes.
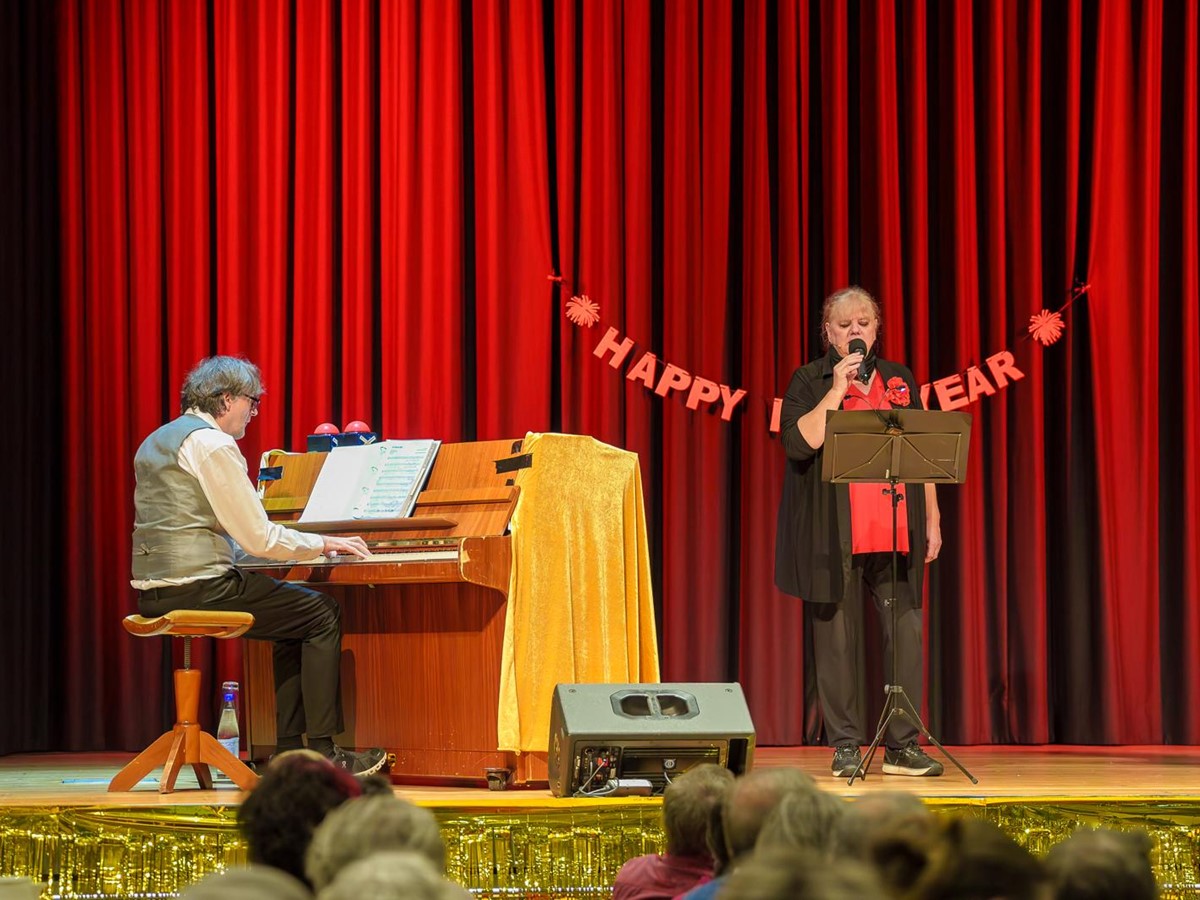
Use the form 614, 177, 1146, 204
774, 286, 944, 778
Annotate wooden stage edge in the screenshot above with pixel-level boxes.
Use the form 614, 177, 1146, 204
4, 744, 1200, 807
4, 746, 1200, 898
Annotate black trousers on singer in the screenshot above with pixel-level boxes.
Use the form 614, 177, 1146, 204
810, 551, 922, 749
138, 568, 343, 741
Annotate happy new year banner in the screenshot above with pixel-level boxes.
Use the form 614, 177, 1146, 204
561, 284, 1083, 431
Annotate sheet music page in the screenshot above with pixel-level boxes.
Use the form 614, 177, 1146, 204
298, 439, 441, 522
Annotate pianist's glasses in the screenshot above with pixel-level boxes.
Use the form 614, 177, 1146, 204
241, 394, 262, 411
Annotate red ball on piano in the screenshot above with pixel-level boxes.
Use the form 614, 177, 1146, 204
343, 420, 372, 433
314, 422, 339, 435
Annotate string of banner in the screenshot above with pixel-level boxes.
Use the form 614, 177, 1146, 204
551, 279, 1088, 432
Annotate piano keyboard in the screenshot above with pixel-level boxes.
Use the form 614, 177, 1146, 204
294, 547, 461, 566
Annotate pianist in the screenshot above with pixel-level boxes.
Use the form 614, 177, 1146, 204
130, 355, 387, 778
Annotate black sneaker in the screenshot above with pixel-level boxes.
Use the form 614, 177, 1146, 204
882, 742, 943, 776
831, 743, 863, 777
327, 746, 389, 778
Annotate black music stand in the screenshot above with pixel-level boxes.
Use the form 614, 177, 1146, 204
820, 408, 977, 785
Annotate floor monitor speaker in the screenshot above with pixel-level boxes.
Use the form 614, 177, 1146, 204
547, 682, 756, 798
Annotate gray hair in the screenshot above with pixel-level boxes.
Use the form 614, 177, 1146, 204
833, 790, 935, 860
181, 865, 311, 900
721, 847, 886, 900
755, 785, 849, 862
180, 356, 263, 416
662, 763, 736, 857
1044, 827, 1156, 900
305, 795, 446, 892
721, 767, 818, 863
315, 851, 459, 900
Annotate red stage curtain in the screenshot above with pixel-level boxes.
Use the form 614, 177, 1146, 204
23, 0, 1198, 755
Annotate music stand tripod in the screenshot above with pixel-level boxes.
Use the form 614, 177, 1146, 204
820, 408, 978, 785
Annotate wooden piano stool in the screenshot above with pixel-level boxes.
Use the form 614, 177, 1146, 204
109, 610, 260, 794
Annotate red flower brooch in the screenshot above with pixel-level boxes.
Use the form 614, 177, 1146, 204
884, 377, 911, 407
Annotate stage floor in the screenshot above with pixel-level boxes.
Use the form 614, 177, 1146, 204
2, 746, 1199, 898
3, 744, 1200, 806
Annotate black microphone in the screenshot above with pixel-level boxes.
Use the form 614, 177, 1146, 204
843, 343, 893, 432
848, 338, 870, 383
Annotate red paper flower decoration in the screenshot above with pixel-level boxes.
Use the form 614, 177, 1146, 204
566, 294, 601, 327
885, 377, 911, 407
1028, 309, 1065, 346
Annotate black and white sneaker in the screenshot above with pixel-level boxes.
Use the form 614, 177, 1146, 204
882, 742, 943, 776
327, 746, 389, 778
831, 743, 863, 777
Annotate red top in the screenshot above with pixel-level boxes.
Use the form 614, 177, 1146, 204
841, 374, 910, 554
612, 854, 713, 900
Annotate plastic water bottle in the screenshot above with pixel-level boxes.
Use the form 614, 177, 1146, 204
217, 681, 240, 759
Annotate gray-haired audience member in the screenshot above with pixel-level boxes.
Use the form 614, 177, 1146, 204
755, 786, 848, 862
677, 767, 817, 900
316, 851, 461, 900
305, 794, 446, 892
612, 763, 735, 900
180, 865, 311, 900
1044, 828, 1157, 900
834, 790, 936, 893
720, 847, 886, 900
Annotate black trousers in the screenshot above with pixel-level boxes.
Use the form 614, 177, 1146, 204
810, 552, 921, 749
138, 568, 343, 740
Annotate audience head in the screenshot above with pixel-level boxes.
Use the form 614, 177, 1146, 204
236, 751, 362, 887
306, 794, 446, 892
180, 865, 310, 900
717, 767, 817, 868
874, 815, 1045, 900
358, 773, 397, 797
755, 786, 848, 862
1044, 827, 1156, 900
834, 790, 937, 889
662, 763, 736, 858
315, 851, 460, 900
720, 847, 886, 900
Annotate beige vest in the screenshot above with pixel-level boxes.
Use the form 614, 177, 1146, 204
131, 415, 235, 581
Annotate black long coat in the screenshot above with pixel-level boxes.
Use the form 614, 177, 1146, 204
774, 351, 928, 605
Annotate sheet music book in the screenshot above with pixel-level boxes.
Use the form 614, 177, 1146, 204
299, 439, 441, 523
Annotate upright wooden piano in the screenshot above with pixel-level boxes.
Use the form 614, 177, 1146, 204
242, 438, 547, 785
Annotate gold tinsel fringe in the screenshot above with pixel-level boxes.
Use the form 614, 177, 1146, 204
1, 799, 1197, 898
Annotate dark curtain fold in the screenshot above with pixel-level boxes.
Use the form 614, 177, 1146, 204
6, 0, 1197, 756
1, 0, 63, 755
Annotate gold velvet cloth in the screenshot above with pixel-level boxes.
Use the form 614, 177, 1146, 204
2, 799, 1199, 897
497, 433, 661, 752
